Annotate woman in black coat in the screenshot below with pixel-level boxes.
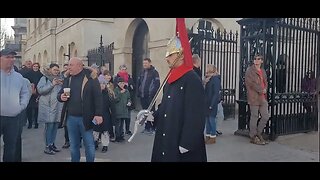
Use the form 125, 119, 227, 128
25, 62, 43, 129
204, 65, 221, 144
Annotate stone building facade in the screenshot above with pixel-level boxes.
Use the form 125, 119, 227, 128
24, 18, 240, 77
24, 18, 241, 107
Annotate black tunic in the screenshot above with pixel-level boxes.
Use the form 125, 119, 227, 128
151, 71, 207, 162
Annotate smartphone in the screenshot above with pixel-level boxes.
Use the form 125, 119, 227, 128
92, 119, 97, 125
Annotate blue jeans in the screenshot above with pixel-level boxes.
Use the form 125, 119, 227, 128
44, 122, 59, 146
205, 116, 216, 136
0, 115, 20, 162
66, 115, 95, 162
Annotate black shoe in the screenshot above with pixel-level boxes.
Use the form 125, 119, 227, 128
94, 141, 99, 150
44, 146, 55, 155
101, 146, 108, 153
62, 142, 70, 149
50, 144, 61, 152
34, 124, 39, 129
126, 131, 132, 136
216, 130, 223, 136
28, 125, 32, 129
115, 137, 125, 142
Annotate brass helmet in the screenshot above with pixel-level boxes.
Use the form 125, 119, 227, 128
165, 36, 182, 58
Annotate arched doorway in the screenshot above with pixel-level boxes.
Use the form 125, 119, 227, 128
43, 50, 48, 66
131, 19, 149, 110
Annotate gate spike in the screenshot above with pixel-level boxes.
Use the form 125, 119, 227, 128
289, 18, 293, 25
302, 18, 307, 28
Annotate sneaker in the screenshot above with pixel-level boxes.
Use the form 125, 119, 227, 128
126, 131, 132, 136
250, 136, 266, 145
50, 144, 61, 152
101, 146, 108, 153
216, 130, 223, 136
44, 146, 55, 155
257, 134, 269, 144
62, 142, 70, 149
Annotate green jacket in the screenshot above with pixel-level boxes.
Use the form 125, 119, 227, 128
114, 86, 131, 119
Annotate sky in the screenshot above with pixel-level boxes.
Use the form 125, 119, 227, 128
1, 18, 15, 37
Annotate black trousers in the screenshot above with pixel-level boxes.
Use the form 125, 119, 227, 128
15, 110, 26, 162
26, 106, 38, 127
64, 126, 69, 142
0, 115, 20, 162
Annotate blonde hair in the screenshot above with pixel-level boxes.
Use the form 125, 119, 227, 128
106, 82, 115, 99
206, 64, 217, 73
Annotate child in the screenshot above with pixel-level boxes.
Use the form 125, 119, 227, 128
113, 77, 132, 142
93, 75, 113, 152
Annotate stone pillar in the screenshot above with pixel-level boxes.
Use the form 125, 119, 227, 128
113, 47, 132, 74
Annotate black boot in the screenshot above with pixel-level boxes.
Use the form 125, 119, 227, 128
101, 146, 108, 153
62, 141, 70, 149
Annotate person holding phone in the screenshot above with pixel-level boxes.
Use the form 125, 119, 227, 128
113, 77, 132, 142
37, 63, 64, 155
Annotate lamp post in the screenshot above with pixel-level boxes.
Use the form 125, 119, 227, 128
63, 43, 71, 61
98, 35, 104, 67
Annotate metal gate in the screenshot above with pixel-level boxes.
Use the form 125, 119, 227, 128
87, 35, 114, 74
235, 18, 319, 140
189, 20, 239, 119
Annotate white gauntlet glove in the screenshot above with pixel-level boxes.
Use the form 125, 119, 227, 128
145, 111, 154, 122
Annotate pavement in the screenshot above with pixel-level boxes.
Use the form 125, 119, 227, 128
1, 111, 319, 162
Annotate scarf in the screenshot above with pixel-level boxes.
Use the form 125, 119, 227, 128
117, 71, 129, 83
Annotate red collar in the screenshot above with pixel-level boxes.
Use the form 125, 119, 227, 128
168, 64, 193, 84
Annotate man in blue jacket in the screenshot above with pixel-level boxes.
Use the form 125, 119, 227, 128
0, 48, 31, 162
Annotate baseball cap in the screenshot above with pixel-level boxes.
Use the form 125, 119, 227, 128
0, 48, 17, 56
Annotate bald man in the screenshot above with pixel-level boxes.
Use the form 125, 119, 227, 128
57, 57, 103, 162
18, 60, 33, 78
